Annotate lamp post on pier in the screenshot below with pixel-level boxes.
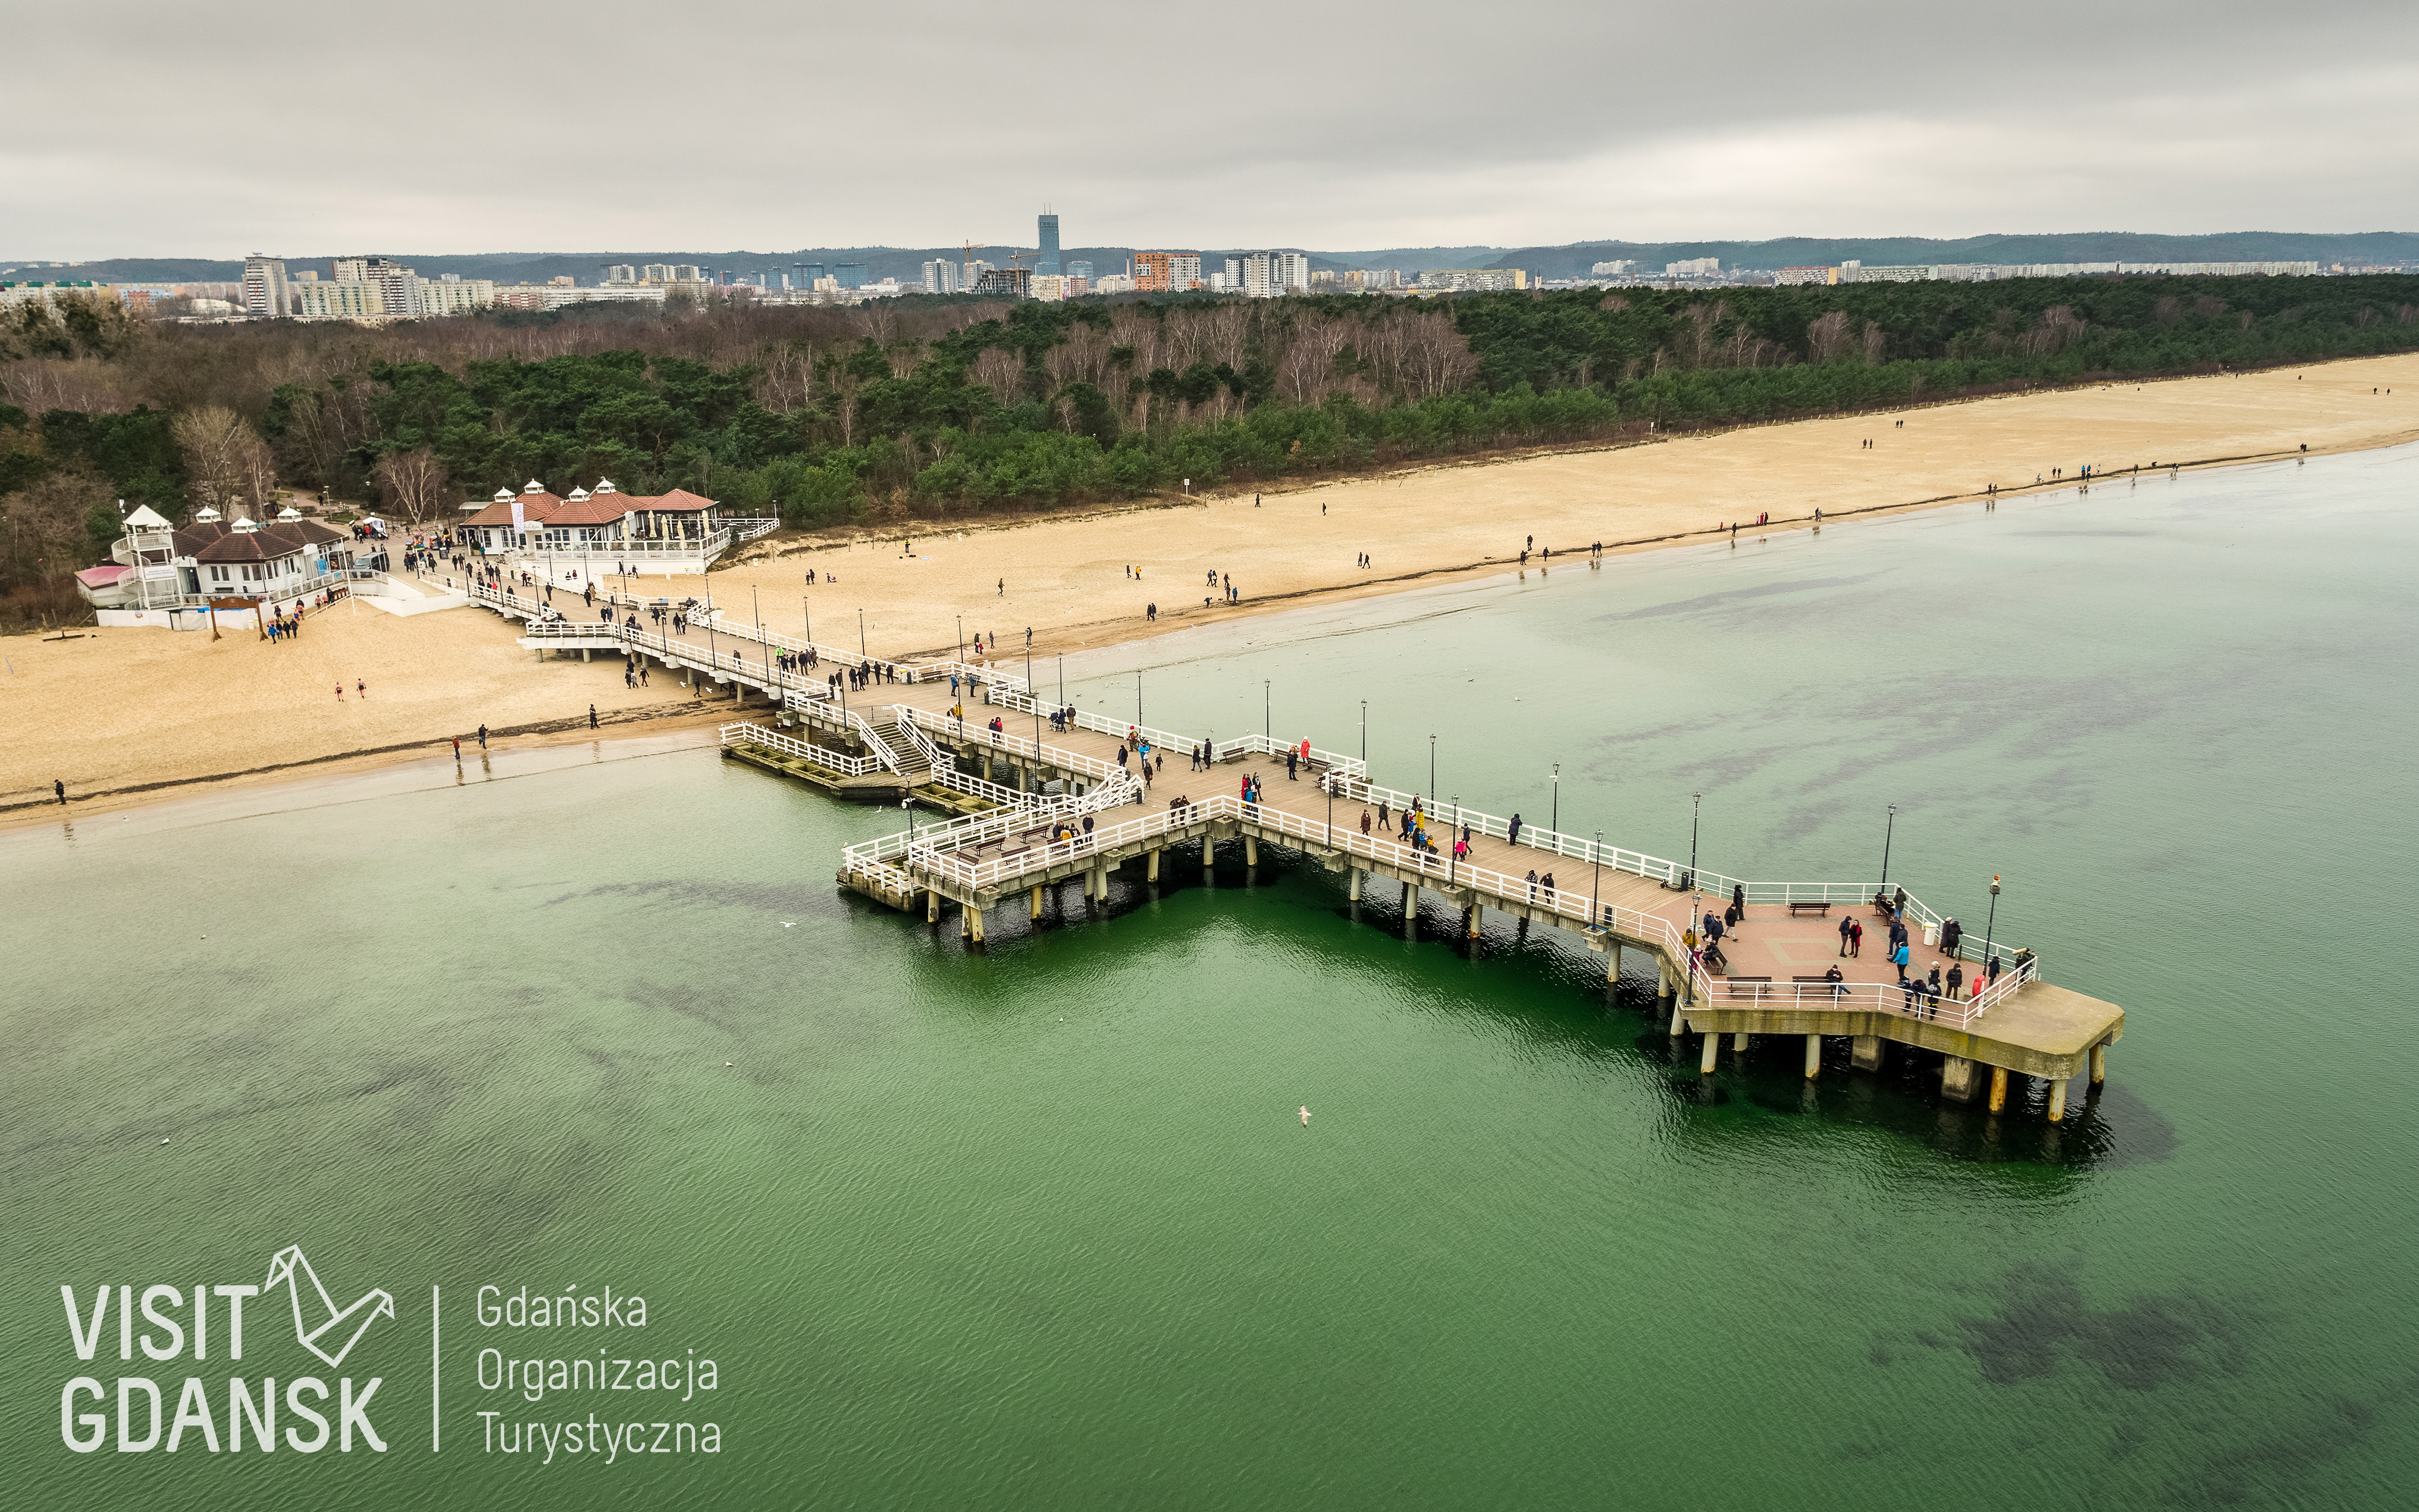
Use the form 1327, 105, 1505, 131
857, 607, 866, 661
1026, 628, 1037, 784
1450, 795, 1461, 886
1590, 827, 1603, 929
1263, 680, 1270, 743
1880, 804, 1898, 887
1550, 762, 1560, 836
1429, 735, 1436, 809
1688, 793, 1701, 890
956, 614, 963, 663
1982, 874, 2001, 976
1359, 700, 1367, 767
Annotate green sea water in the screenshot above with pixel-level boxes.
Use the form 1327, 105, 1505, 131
5, 447, 2417, 1509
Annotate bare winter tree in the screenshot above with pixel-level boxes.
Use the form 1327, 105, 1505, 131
171, 406, 266, 515
1397, 310, 1480, 398
1861, 320, 1888, 364
971, 347, 1027, 405
0, 357, 132, 414
374, 447, 452, 526
1278, 314, 1351, 404
1806, 311, 1854, 363
754, 342, 815, 413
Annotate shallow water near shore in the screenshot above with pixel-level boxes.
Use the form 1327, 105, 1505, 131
6, 446, 2416, 1509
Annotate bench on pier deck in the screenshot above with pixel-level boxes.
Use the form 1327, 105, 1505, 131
1722, 976, 1773, 1000
1786, 900, 1831, 917
1793, 974, 1852, 999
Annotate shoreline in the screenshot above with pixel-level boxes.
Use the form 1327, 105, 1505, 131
8, 352, 2414, 823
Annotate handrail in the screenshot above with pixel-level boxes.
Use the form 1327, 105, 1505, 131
888, 708, 1042, 808
846, 709, 903, 773
1212, 732, 1369, 780
989, 687, 1200, 763
720, 721, 881, 777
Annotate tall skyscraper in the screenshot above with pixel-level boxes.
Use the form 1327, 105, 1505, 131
1036, 211, 1061, 277
1067, 260, 1093, 281
242, 255, 290, 317
835, 262, 869, 288
795, 262, 825, 288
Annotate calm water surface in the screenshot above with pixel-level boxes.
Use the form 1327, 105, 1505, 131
6, 447, 2416, 1509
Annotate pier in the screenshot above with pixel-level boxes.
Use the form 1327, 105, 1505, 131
468, 581, 2125, 1119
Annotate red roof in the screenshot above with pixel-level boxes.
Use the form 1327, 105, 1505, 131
635, 488, 717, 513
76, 564, 131, 587
546, 497, 636, 527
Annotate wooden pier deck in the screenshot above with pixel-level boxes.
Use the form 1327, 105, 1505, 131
469, 579, 2125, 1119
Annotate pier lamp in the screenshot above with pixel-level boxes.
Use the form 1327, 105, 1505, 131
1264, 680, 1271, 743
754, 586, 767, 686
1429, 735, 1436, 808
1137, 667, 1143, 728
956, 614, 963, 663
803, 587, 811, 648
1360, 700, 1367, 766
1591, 828, 1602, 928
1880, 804, 1898, 887
1688, 793, 1701, 891
1326, 764, 1334, 848
858, 607, 867, 660
1983, 874, 2001, 971
1550, 762, 1560, 836
1027, 628, 1037, 772
1058, 653, 1064, 707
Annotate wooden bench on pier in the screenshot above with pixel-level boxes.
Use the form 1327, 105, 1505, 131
1722, 976, 1772, 1000
1786, 900, 1831, 917
1794, 974, 1852, 999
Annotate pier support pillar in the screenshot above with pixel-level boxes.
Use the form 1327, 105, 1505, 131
2091, 1043, 2108, 1084
1202, 841, 1214, 885
1987, 1065, 2009, 1114
1244, 835, 1258, 867
1731, 1032, 1749, 1052
1699, 1032, 1719, 1074
1091, 861, 1107, 902
1940, 1055, 1979, 1104
1851, 1035, 1885, 1073
1803, 1034, 1821, 1079
1147, 848, 1160, 883
1466, 906, 1481, 940
927, 890, 939, 924
1029, 885, 1043, 920
1607, 942, 1623, 984
2047, 1076, 2069, 1123
1401, 882, 1415, 913
581, 648, 591, 662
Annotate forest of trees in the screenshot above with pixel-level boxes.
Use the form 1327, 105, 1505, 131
6, 272, 2417, 616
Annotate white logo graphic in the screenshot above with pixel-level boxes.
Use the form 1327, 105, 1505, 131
262, 1245, 394, 1368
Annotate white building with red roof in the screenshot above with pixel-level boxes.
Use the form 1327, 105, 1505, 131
450, 477, 758, 572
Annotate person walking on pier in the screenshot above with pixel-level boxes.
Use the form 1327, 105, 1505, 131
1361, 809, 1372, 835
1286, 747, 1299, 780
1838, 915, 1855, 956
1508, 812, 1522, 846
1525, 868, 1537, 900
1731, 882, 1746, 922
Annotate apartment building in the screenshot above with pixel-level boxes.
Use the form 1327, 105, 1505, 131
1134, 252, 1203, 293
242, 255, 290, 317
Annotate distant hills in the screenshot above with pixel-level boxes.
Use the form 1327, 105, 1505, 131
9, 232, 2414, 288
1481, 232, 2419, 277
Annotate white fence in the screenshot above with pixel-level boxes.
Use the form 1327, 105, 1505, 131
850, 791, 2031, 1029
720, 722, 881, 777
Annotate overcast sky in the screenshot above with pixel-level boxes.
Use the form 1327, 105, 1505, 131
9, 1, 2415, 259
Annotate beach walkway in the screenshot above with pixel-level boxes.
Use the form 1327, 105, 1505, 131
466, 579, 2124, 1120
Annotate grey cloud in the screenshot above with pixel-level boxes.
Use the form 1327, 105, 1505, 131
5, 1, 2415, 257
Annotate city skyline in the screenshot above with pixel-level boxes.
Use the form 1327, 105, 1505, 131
6, 0, 2415, 260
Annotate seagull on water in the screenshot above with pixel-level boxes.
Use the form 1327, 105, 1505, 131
1300, 1106, 1311, 1126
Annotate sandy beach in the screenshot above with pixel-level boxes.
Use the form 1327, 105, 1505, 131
5, 350, 2413, 818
